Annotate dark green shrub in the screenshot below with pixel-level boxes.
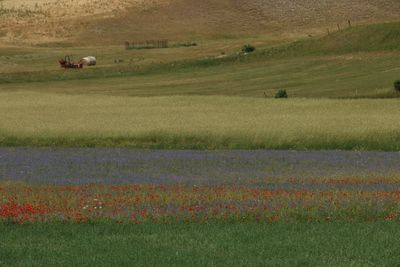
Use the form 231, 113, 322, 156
394, 80, 400, 92
275, 89, 288, 98
242, 44, 256, 53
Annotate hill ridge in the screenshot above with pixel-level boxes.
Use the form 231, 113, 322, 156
1, 0, 400, 45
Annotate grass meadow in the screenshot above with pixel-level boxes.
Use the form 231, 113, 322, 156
2, 49, 400, 99
2, 21, 400, 265
2, 181, 400, 266
0, 92, 399, 150
1, 223, 400, 266
3, 23, 400, 99
2, 181, 400, 224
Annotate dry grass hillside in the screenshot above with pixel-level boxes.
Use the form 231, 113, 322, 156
1, 0, 400, 45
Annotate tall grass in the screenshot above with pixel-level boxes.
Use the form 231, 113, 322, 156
1, 92, 400, 150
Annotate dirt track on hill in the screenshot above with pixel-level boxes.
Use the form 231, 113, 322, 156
1, 148, 399, 187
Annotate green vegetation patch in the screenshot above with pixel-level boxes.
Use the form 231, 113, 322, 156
1, 223, 399, 266
2, 53, 400, 98
264, 22, 400, 57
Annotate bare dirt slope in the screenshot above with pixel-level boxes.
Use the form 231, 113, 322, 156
1, 0, 400, 45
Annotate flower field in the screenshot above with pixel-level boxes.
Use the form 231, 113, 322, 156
2, 178, 400, 224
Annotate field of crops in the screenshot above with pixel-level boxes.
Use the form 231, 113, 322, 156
1, 222, 399, 266
2, 179, 400, 224
0, 92, 399, 150
2, 16, 400, 265
1, 180, 400, 265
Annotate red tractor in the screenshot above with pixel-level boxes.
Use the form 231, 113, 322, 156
59, 55, 83, 69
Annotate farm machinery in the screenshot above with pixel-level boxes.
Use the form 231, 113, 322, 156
59, 55, 83, 69
58, 55, 96, 69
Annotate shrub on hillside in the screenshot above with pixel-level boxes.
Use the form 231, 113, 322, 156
275, 89, 288, 98
242, 44, 256, 53
394, 80, 400, 92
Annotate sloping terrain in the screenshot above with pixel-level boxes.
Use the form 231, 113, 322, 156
1, 0, 400, 45
264, 21, 400, 56
1, 22, 400, 99
0, 0, 162, 44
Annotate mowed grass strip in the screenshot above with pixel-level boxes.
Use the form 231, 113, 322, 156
2, 51, 400, 99
1, 92, 400, 150
1, 223, 399, 266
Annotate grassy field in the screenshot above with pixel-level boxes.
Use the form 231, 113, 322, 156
2, 23, 400, 99
2, 52, 400, 98
1, 223, 400, 266
0, 92, 399, 150
266, 22, 400, 56
2, 3, 400, 266
0, 23, 400, 150
2, 181, 400, 223
2, 180, 400, 265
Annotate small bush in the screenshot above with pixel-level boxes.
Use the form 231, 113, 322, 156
242, 44, 256, 53
394, 80, 400, 92
275, 89, 288, 98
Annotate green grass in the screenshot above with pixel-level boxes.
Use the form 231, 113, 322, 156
1, 92, 400, 150
1, 22, 400, 149
1, 222, 399, 266
2, 23, 400, 98
264, 22, 400, 57
2, 52, 400, 98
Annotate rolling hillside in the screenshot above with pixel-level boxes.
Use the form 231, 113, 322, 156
1, 21, 400, 99
264, 21, 400, 57
1, 0, 400, 45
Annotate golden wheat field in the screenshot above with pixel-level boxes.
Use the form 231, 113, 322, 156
0, 92, 398, 149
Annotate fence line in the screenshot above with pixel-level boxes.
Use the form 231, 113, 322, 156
125, 39, 169, 49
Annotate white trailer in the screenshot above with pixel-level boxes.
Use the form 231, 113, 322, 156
79, 56, 97, 66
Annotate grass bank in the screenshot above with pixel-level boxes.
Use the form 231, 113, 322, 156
1, 223, 399, 266
1, 93, 400, 150
264, 22, 400, 57
3, 24, 400, 99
